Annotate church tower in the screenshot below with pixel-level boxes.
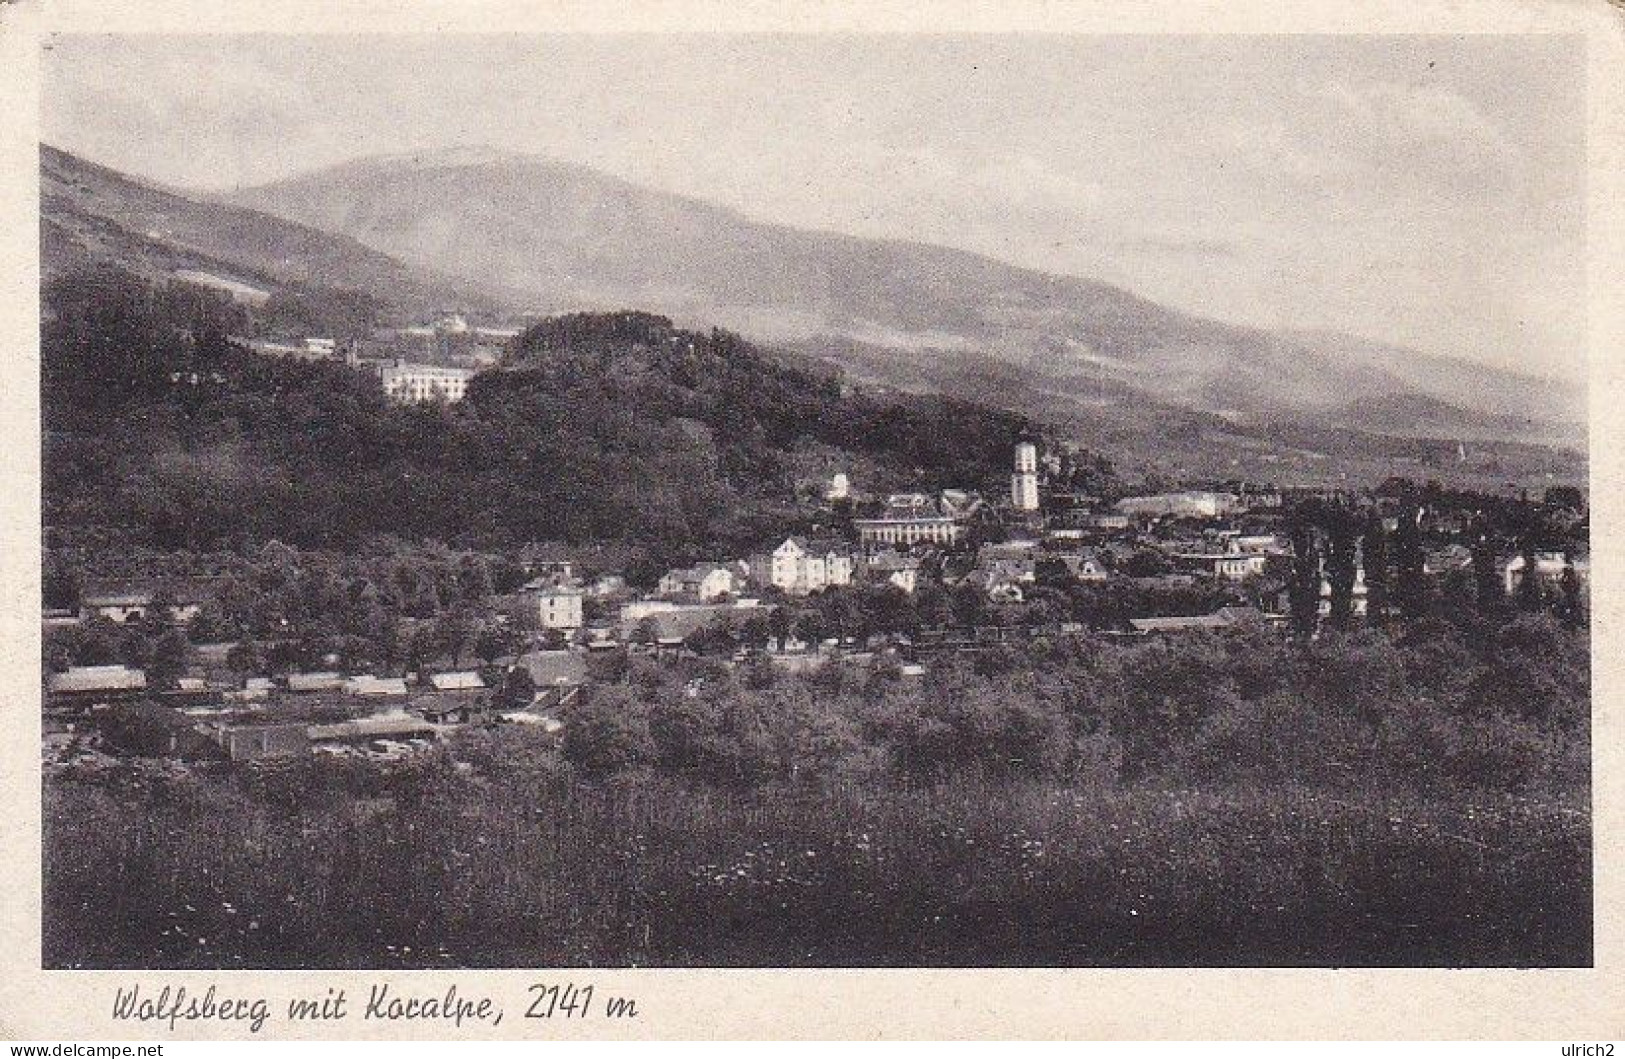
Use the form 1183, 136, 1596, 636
1011, 441, 1039, 512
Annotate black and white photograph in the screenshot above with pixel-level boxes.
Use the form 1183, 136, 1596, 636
22, 14, 1606, 998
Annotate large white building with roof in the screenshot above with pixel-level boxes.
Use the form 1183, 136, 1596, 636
379, 362, 475, 403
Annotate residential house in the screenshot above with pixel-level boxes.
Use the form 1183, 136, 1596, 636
212, 723, 310, 762
525, 576, 585, 631
345, 675, 409, 698
46, 664, 148, 707
865, 551, 922, 594
1504, 552, 1587, 596
378, 361, 475, 403
79, 580, 213, 626
285, 672, 346, 694
1116, 491, 1239, 519
1059, 553, 1109, 581
515, 650, 589, 709
658, 562, 737, 602
766, 537, 854, 596
1173, 551, 1269, 581
429, 671, 486, 693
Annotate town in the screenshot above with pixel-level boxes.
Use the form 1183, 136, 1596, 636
42, 311, 1591, 775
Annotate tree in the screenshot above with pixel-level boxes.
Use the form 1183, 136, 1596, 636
1287, 520, 1321, 643
147, 629, 194, 688
1470, 529, 1503, 614
474, 625, 519, 664
1391, 502, 1428, 619
950, 580, 987, 628
1361, 514, 1389, 624
1121, 549, 1173, 578
560, 689, 653, 774
1544, 485, 1584, 511
494, 666, 536, 711
1515, 536, 1545, 612
42, 556, 82, 612
1323, 508, 1359, 630
117, 628, 156, 672
1557, 554, 1586, 628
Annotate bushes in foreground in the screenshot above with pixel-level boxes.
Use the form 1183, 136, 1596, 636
554, 612, 1588, 796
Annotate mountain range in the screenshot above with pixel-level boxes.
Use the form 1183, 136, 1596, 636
41, 143, 1584, 486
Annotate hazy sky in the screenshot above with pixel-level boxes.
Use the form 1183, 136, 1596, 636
43, 33, 1586, 382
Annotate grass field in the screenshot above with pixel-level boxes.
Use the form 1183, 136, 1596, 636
43, 767, 1590, 969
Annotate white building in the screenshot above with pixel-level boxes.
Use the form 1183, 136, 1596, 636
854, 493, 970, 548
658, 563, 737, 602
1116, 490, 1239, 519
379, 362, 476, 403
827, 472, 850, 502
1011, 442, 1040, 512
766, 537, 855, 596
1504, 552, 1586, 596
527, 579, 584, 630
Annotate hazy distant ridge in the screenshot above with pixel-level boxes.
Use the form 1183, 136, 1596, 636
223, 147, 1581, 444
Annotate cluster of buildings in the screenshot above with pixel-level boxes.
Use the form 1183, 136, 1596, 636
45, 647, 591, 767
229, 310, 525, 404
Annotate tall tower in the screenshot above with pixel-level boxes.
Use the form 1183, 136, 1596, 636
1011, 441, 1039, 512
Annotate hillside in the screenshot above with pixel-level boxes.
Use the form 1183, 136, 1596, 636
41, 145, 510, 337
225, 147, 1584, 445
42, 265, 1035, 562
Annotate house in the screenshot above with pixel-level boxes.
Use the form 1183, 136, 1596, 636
515, 650, 589, 708
1116, 491, 1239, 519
345, 675, 409, 698
865, 551, 922, 594
1229, 533, 1287, 555
47, 664, 148, 707
226, 675, 274, 703
428, 671, 486, 693
285, 672, 345, 694
961, 568, 1025, 604
1058, 553, 1109, 581
212, 723, 310, 762
1128, 606, 1262, 634
517, 547, 577, 580
79, 592, 153, 625
158, 679, 223, 709
308, 714, 439, 747
416, 695, 485, 725
987, 580, 1025, 605
585, 574, 627, 598
78, 580, 213, 626
1174, 551, 1269, 581
525, 576, 585, 631
766, 537, 855, 596
1504, 552, 1587, 596
658, 563, 737, 602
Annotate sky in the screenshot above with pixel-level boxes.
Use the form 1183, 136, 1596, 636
42, 33, 1586, 383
